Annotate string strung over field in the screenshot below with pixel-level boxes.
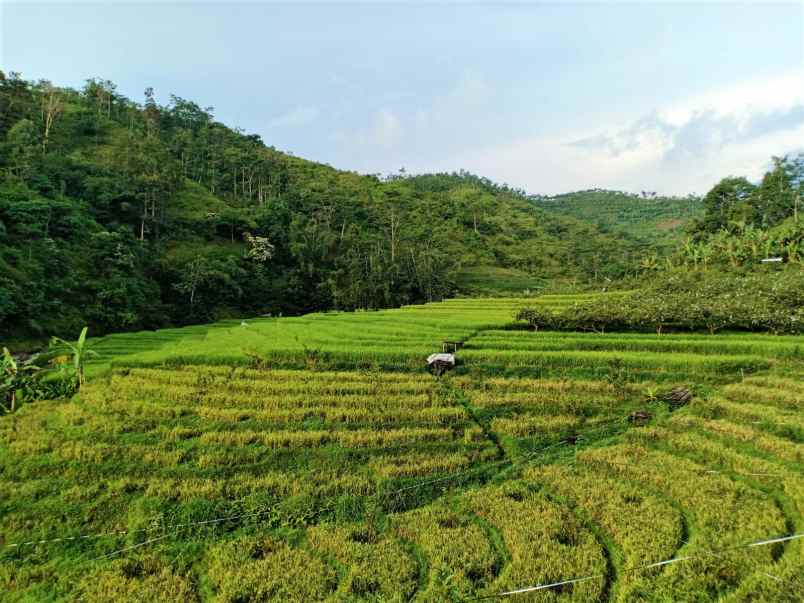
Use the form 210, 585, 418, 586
1, 294, 802, 602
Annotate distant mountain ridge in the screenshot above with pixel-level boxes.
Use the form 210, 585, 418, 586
531, 189, 703, 252
0, 72, 659, 340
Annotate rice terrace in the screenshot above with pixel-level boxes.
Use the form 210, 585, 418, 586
1, 294, 803, 601
3, 2, 804, 601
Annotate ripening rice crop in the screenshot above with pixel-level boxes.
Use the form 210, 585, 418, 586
575, 444, 789, 599
464, 481, 608, 601
525, 463, 684, 602
391, 502, 501, 600
305, 523, 419, 601
205, 535, 338, 602
3, 295, 804, 601
614, 374, 804, 601
76, 555, 199, 603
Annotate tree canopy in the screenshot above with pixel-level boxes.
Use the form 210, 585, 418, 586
0, 72, 653, 341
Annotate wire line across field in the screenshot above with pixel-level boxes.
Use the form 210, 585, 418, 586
2, 295, 803, 602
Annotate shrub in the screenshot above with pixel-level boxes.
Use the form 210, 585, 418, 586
514, 307, 560, 331
516, 270, 804, 335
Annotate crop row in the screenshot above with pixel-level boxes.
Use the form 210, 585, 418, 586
467, 333, 804, 358
90, 294, 630, 372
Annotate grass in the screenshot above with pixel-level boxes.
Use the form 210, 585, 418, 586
1, 295, 802, 601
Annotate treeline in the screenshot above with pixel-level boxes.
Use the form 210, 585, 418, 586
518, 271, 803, 335
0, 72, 648, 341
663, 156, 804, 269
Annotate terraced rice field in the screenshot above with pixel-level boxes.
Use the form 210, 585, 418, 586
1, 294, 802, 601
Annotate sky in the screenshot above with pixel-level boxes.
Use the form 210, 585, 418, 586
2, 1, 803, 195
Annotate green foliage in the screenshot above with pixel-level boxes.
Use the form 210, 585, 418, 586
0, 346, 75, 413
0, 346, 37, 412
50, 326, 99, 388
534, 188, 703, 254
677, 154, 804, 270
518, 270, 804, 336
514, 306, 559, 331
0, 73, 679, 341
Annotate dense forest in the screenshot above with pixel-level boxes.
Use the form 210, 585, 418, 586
0, 72, 652, 341
1, 72, 801, 342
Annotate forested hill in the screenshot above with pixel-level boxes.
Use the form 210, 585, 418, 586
532, 189, 702, 253
1, 73, 651, 341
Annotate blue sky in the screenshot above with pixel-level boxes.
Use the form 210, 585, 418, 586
2, 1, 803, 194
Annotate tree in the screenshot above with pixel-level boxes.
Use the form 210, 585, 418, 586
5, 118, 38, 180
244, 232, 275, 263
753, 156, 796, 227
0, 347, 40, 412
697, 177, 755, 234
39, 82, 63, 153
516, 307, 559, 331
0, 71, 33, 137
174, 257, 211, 307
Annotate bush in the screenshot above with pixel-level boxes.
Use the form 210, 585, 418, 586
514, 307, 560, 331
515, 270, 804, 335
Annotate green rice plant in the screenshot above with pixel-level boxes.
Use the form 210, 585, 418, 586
2, 295, 802, 601
459, 349, 769, 376
306, 523, 419, 601
205, 535, 338, 602
575, 444, 788, 599
526, 464, 684, 602
468, 331, 804, 358
391, 502, 500, 600
465, 481, 607, 601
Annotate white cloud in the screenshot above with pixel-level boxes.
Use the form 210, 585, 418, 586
662, 71, 804, 126
324, 72, 494, 173
442, 71, 804, 195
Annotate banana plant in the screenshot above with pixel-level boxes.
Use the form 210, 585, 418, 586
49, 327, 98, 389
0, 347, 39, 413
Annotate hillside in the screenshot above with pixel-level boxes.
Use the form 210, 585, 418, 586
532, 189, 703, 253
0, 73, 654, 341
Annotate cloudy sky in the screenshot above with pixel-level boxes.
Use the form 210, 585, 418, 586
2, 1, 803, 195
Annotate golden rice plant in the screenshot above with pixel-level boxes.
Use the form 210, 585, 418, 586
77, 556, 198, 603
306, 523, 419, 601
490, 414, 584, 438
667, 415, 802, 464
576, 444, 788, 598
391, 503, 500, 600
526, 464, 683, 601
369, 452, 474, 479
206, 535, 338, 602
464, 481, 607, 601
